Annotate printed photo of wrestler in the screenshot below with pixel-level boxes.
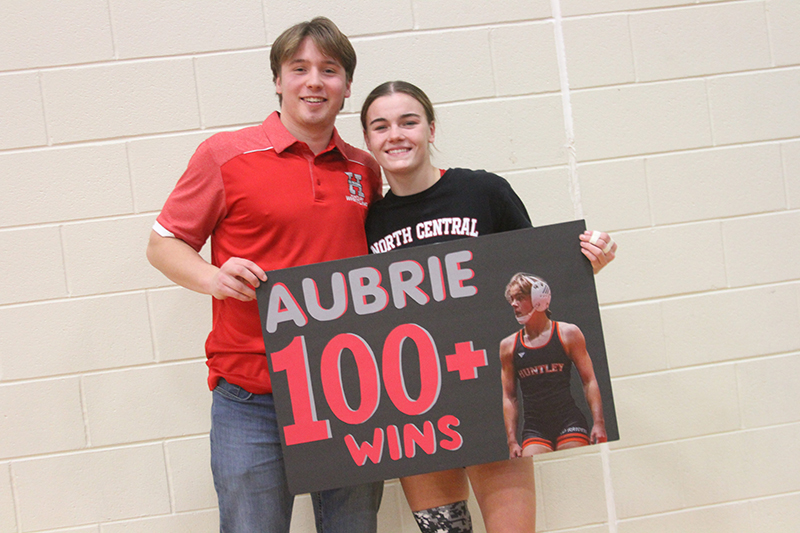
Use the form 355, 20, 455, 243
500, 273, 607, 456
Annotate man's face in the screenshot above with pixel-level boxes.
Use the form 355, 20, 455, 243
275, 37, 351, 134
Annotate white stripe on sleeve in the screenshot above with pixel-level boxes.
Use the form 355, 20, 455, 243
152, 220, 175, 238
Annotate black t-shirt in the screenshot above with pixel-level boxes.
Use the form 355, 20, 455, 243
365, 168, 532, 253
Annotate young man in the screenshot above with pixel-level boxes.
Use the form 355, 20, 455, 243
501, 274, 607, 458
146, 17, 383, 533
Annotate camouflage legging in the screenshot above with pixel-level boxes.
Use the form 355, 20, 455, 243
412, 500, 472, 533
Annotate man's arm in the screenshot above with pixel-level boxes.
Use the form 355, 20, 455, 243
579, 230, 617, 274
499, 334, 523, 458
561, 322, 607, 444
146, 230, 267, 302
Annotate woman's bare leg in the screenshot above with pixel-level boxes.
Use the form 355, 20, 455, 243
401, 469, 473, 532
467, 458, 536, 533
400, 469, 469, 511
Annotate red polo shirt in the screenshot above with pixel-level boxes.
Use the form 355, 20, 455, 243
156, 111, 381, 393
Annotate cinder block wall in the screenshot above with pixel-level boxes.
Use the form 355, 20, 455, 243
1, 1, 798, 532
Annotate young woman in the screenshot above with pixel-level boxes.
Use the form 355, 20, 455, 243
360, 81, 616, 533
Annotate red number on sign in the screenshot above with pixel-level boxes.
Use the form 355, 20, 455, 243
273, 324, 448, 445
321, 333, 381, 425
382, 324, 442, 416
270, 336, 332, 445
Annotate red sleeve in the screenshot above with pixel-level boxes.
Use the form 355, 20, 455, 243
156, 138, 227, 252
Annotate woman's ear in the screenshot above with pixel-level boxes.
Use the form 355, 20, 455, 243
429, 121, 435, 143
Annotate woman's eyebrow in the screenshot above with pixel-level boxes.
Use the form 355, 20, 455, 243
368, 112, 422, 126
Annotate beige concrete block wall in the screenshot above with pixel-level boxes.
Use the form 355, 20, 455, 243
0, 1, 797, 532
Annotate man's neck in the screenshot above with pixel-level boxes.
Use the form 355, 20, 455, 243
279, 113, 335, 155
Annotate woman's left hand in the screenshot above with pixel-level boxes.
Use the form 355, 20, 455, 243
580, 230, 617, 274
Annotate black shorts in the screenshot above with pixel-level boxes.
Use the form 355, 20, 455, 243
521, 407, 589, 451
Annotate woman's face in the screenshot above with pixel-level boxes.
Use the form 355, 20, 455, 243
507, 287, 534, 324
363, 92, 435, 177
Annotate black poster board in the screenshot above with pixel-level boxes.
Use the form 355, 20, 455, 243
257, 221, 618, 494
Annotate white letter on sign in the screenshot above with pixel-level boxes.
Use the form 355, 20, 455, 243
349, 267, 389, 316
265, 283, 308, 333
302, 272, 348, 322
444, 251, 477, 298
388, 260, 430, 309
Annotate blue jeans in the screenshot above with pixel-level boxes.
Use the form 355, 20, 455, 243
210, 378, 383, 533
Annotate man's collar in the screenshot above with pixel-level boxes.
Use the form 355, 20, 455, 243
329, 127, 348, 155
262, 111, 345, 156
